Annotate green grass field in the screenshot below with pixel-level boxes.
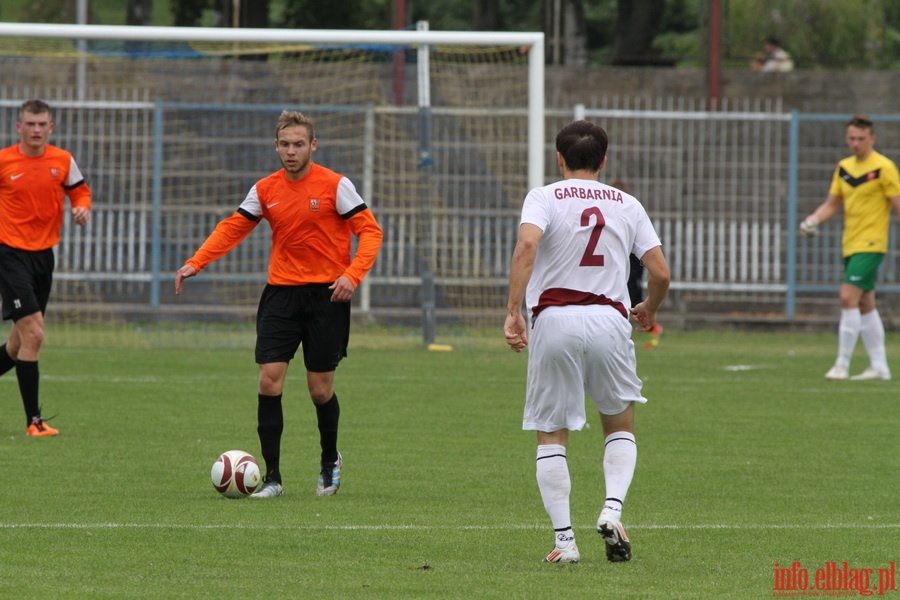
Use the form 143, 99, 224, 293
1, 329, 897, 599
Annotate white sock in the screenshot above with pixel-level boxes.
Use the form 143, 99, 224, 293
836, 308, 861, 368
859, 310, 890, 373
603, 432, 636, 514
536, 444, 573, 543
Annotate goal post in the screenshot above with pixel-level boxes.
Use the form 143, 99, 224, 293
0, 22, 545, 348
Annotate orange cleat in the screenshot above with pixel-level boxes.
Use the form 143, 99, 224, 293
643, 323, 663, 350
26, 417, 59, 437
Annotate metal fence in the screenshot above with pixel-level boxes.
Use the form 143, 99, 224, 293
3, 95, 900, 332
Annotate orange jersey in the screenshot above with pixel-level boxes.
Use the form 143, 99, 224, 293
0, 144, 91, 251
187, 163, 382, 286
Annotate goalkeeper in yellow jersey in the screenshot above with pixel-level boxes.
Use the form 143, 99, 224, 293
800, 115, 900, 381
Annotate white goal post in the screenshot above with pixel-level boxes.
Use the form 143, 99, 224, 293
0, 22, 545, 190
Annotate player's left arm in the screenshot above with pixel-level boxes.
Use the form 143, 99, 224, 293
883, 159, 900, 218
342, 208, 383, 286
65, 156, 91, 226
332, 177, 384, 301
630, 246, 670, 331
329, 208, 383, 302
890, 195, 900, 218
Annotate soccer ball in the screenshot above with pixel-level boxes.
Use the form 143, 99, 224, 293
211, 450, 261, 498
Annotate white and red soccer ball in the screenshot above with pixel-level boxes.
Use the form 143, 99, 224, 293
211, 450, 261, 498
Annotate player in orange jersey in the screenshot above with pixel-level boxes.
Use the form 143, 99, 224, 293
0, 99, 92, 437
176, 110, 383, 498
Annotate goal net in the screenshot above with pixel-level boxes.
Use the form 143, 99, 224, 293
0, 23, 544, 348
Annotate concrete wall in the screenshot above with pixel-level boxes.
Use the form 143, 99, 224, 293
545, 67, 897, 114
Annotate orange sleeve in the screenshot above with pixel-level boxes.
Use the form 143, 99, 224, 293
185, 211, 258, 272
342, 209, 383, 287
66, 181, 91, 210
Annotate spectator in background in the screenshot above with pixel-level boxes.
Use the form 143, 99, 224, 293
749, 52, 767, 72
762, 36, 793, 72
800, 115, 900, 381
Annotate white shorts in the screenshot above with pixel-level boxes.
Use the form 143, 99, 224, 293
522, 306, 646, 432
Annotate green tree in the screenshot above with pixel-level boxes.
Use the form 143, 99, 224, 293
278, 0, 390, 30
127, 0, 153, 25
721, 0, 900, 69
219, 0, 270, 28
21, 0, 78, 23
610, 0, 667, 65
474, 0, 500, 30
171, 0, 209, 26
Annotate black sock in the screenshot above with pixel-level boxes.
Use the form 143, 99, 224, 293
257, 393, 283, 483
0, 344, 15, 377
316, 394, 340, 464
16, 360, 40, 424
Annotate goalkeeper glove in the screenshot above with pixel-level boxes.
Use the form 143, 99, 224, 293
799, 216, 819, 238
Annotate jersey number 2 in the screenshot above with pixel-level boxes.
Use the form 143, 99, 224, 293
579, 207, 605, 267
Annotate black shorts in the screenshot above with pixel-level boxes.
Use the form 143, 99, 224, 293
0, 244, 54, 322
255, 283, 350, 372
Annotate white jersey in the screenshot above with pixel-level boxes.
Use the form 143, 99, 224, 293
520, 179, 661, 322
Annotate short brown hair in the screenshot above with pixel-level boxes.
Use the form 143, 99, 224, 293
276, 110, 314, 140
846, 114, 874, 132
18, 99, 52, 122
556, 120, 609, 172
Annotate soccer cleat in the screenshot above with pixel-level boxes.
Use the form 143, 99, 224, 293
249, 479, 283, 498
850, 367, 891, 381
543, 543, 580, 564
316, 452, 342, 496
26, 417, 59, 437
644, 323, 663, 350
824, 365, 849, 380
597, 517, 632, 563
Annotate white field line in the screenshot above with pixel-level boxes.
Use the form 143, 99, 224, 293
0, 522, 897, 531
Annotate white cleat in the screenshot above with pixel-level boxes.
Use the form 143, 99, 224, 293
824, 365, 849, 380
316, 452, 342, 496
543, 543, 580, 564
249, 479, 283, 498
849, 367, 891, 381
597, 514, 632, 563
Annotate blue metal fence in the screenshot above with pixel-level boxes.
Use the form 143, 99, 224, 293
3, 97, 900, 325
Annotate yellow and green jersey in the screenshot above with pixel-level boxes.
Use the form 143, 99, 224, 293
829, 150, 900, 256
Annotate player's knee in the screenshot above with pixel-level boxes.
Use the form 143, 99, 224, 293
18, 326, 44, 351
257, 373, 283, 396
308, 388, 334, 404
839, 288, 863, 308
859, 293, 876, 313
259, 382, 284, 397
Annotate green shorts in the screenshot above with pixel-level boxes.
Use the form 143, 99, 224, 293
842, 253, 884, 291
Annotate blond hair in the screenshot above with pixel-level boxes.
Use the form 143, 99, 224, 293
276, 110, 315, 140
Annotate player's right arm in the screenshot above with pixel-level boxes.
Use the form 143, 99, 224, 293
505, 222, 543, 352
175, 210, 258, 295
801, 193, 842, 238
